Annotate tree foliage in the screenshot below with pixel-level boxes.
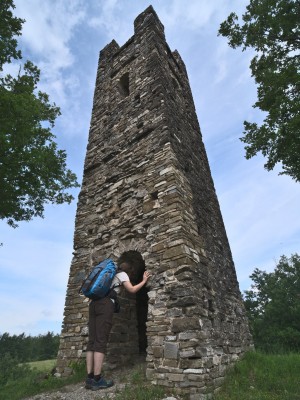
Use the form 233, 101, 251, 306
0, 331, 60, 363
244, 253, 300, 352
0, 0, 79, 227
0, 0, 23, 69
219, 0, 300, 182
0, 352, 31, 386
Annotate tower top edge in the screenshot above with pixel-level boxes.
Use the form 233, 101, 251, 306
99, 6, 165, 63
99, 39, 120, 61
134, 5, 164, 33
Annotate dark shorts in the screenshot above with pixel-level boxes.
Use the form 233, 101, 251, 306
86, 297, 114, 354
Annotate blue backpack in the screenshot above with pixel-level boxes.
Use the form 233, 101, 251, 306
79, 258, 117, 300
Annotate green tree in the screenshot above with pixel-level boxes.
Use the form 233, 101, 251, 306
37, 331, 59, 360
219, 0, 300, 182
0, 331, 60, 362
0, 0, 79, 228
244, 253, 300, 352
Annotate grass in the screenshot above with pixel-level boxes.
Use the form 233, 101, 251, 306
0, 359, 86, 400
27, 359, 56, 372
114, 384, 166, 400
113, 364, 168, 400
213, 351, 300, 400
1, 352, 299, 400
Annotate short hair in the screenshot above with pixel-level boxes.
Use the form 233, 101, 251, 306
117, 251, 145, 283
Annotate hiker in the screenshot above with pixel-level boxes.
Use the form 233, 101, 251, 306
85, 259, 150, 391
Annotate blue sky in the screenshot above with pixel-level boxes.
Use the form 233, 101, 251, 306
1, 0, 299, 336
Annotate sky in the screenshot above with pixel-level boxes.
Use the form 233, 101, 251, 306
1, 0, 299, 336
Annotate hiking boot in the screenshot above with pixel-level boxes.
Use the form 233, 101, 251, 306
85, 377, 93, 389
90, 376, 114, 390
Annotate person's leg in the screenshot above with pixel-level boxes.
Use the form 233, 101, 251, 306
93, 352, 105, 376
85, 301, 96, 388
93, 297, 114, 354
86, 351, 94, 374
90, 298, 114, 390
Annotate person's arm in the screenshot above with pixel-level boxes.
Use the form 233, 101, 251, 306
123, 271, 151, 294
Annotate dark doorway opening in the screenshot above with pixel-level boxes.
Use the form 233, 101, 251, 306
136, 286, 148, 354
118, 250, 148, 354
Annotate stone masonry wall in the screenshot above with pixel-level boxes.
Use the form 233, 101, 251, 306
57, 6, 252, 399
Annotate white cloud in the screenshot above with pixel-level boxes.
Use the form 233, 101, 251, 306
15, 0, 86, 65
12, 0, 87, 129
88, 0, 134, 45
212, 45, 229, 85
157, 0, 249, 37
159, 1, 215, 30
0, 290, 65, 335
0, 203, 74, 283
0, 205, 73, 334
218, 159, 300, 288
1, 62, 20, 78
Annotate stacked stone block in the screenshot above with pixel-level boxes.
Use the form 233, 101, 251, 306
57, 6, 252, 398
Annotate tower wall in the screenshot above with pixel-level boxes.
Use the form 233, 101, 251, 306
57, 6, 252, 398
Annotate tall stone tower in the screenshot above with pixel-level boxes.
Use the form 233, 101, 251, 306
57, 6, 252, 398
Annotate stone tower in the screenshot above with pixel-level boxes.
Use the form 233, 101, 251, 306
57, 6, 252, 398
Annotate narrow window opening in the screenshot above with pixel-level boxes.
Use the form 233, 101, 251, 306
150, 191, 158, 200
118, 72, 130, 97
134, 94, 141, 105
184, 162, 190, 173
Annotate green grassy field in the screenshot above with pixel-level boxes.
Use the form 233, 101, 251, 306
0, 352, 299, 400
27, 359, 56, 372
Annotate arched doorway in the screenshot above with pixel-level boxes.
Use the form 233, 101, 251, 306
106, 250, 149, 368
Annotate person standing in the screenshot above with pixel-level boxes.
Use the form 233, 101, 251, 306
85, 260, 150, 390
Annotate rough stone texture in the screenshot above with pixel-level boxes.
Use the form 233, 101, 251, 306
57, 6, 253, 398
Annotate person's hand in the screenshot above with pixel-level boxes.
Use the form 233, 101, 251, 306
143, 271, 151, 282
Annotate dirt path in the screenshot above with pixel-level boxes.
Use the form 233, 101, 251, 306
23, 380, 125, 400
22, 362, 180, 400
23, 382, 179, 400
